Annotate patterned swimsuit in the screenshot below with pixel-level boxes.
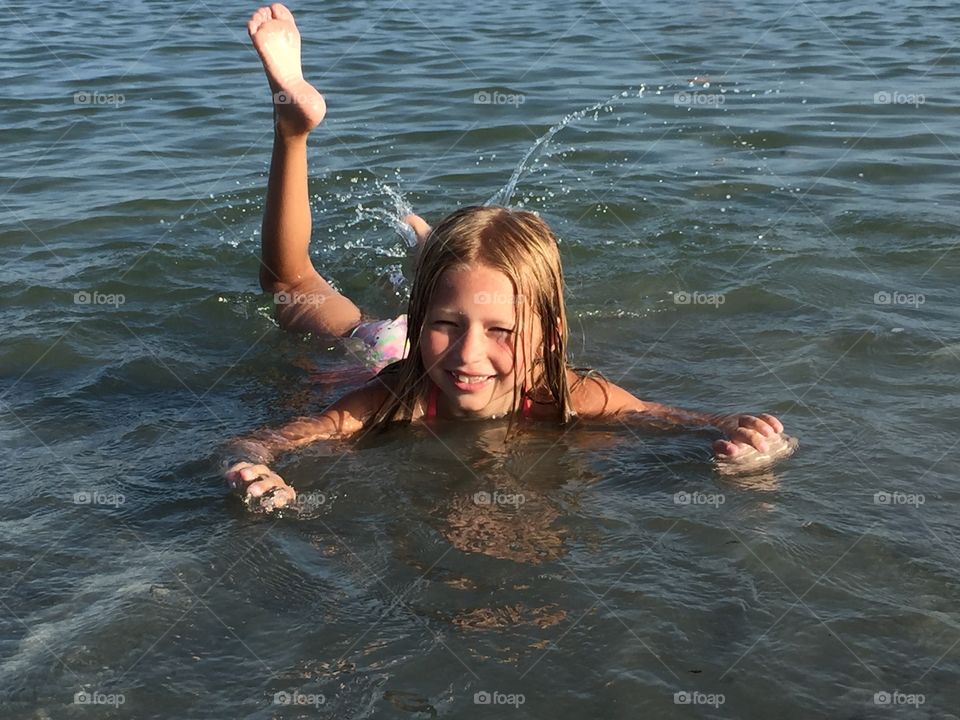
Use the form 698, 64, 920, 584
347, 314, 409, 370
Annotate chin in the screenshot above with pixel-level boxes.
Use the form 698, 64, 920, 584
450, 395, 494, 417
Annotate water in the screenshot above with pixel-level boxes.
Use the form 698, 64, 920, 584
2, 0, 958, 717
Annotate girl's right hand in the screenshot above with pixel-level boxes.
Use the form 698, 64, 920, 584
224, 462, 296, 512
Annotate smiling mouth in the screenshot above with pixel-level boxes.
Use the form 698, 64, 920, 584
446, 370, 495, 387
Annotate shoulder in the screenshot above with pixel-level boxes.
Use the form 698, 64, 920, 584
567, 369, 646, 419
322, 373, 398, 434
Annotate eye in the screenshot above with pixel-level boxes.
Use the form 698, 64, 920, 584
490, 327, 514, 339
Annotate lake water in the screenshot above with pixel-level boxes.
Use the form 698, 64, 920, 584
2, 0, 958, 717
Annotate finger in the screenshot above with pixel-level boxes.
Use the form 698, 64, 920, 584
729, 427, 768, 452
764, 433, 799, 458
757, 413, 784, 434
737, 415, 776, 437
713, 439, 740, 457
238, 465, 274, 483
258, 485, 296, 512
224, 462, 253, 483
245, 477, 286, 498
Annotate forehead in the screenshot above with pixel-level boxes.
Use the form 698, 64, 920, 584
432, 264, 518, 309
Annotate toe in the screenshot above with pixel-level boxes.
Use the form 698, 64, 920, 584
271, 3, 294, 21
247, 7, 270, 36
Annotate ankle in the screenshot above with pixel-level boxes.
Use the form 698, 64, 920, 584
273, 122, 310, 145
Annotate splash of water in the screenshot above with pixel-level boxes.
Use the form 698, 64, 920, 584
344, 88, 645, 298
355, 181, 418, 249
485, 87, 644, 208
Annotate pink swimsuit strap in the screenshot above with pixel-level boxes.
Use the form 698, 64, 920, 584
425, 382, 533, 419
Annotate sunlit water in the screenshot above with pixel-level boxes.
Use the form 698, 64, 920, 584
1, 0, 958, 717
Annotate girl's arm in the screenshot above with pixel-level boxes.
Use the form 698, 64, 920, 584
570, 374, 794, 468
221, 379, 392, 510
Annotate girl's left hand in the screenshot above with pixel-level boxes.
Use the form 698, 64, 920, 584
713, 413, 783, 456
712, 413, 798, 474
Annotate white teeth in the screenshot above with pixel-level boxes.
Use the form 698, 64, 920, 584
452, 372, 490, 384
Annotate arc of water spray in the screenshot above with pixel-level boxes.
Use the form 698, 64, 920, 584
363, 87, 643, 242
358, 88, 644, 297
485, 87, 644, 208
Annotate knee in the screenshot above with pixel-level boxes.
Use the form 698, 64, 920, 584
259, 266, 283, 294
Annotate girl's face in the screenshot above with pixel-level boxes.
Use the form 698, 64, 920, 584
421, 263, 538, 418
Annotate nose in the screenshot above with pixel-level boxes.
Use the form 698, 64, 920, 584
454, 324, 486, 365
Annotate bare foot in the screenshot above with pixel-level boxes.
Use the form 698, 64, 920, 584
247, 3, 326, 136
403, 213, 433, 249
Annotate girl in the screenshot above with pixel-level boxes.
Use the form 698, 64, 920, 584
225, 4, 797, 512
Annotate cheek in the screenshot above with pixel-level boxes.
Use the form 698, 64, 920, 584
421, 329, 450, 362
491, 338, 519, 374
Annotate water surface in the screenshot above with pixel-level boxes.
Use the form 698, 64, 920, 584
1, 0, 958, 717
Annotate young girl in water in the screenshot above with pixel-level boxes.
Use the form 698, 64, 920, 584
225, 4, 797, 511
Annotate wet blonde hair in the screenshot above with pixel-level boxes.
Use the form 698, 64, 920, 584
367, 205, 577, 431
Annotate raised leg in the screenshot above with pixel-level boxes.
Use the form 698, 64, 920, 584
249, 3, 361, 337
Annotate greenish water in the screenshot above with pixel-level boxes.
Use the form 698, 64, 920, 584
2, 0, 958, 718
